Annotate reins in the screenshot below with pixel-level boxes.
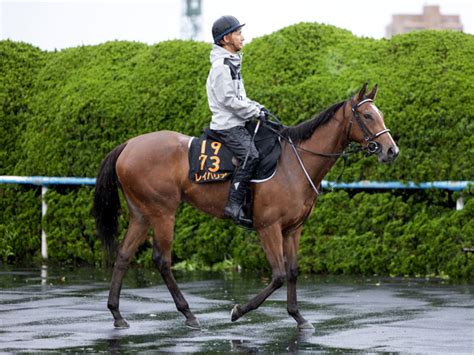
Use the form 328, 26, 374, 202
266, 103, 353, 158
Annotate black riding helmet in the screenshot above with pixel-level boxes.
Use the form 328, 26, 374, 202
212, 15, 245, 45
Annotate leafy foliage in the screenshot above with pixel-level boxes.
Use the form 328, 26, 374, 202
0, 25, 472, 279
0, 40, 44, 174
299, 190, 473, 279
0, 186, 41, 263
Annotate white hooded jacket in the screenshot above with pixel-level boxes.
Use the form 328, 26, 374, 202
206, 45, 262, 130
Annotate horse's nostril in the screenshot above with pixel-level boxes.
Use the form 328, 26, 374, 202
387, 146, 399, 160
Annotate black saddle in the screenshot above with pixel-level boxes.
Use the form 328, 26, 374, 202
188, 121, 281, 184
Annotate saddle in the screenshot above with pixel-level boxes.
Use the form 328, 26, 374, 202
188, 121, 282, 229
188, 121, 281, 184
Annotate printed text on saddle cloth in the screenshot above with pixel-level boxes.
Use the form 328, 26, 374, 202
190, 138, 234, 183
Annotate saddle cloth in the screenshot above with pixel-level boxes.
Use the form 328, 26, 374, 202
188, 121, 281, 184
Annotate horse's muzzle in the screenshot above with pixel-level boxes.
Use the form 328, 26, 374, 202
378, 144, 399, 163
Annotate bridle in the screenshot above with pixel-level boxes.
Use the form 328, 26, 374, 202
266, 98, 390, 158
349, 98, 391, 155
263, 97, 392, 197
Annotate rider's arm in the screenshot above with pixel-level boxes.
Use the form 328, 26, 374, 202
211, 64, 260, 119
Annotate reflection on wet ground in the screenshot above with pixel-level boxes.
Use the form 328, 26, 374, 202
0, 266, 473, 353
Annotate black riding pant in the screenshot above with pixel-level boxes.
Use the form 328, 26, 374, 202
211, 125, 259, 187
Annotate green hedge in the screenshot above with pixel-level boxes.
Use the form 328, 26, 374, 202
16, 40, 210, 176
0, 40, 44, 175
0, 24, 473, 279
0, 186, 41, 263
299, 191, 473, 279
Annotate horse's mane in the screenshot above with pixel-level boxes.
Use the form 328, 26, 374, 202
280, 101, 345, 144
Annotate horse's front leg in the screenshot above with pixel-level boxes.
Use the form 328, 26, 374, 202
231, 225, 286, 322
284, 227, 314, 330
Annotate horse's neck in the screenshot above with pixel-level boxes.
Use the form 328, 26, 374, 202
296, 109, 349, 186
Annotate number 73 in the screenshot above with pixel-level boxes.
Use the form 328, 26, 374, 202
199, 140, 222, 172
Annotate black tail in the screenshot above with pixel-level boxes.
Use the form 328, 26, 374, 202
93, 143, 127, 259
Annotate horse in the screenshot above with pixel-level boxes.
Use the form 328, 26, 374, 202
93, 83, 399, 330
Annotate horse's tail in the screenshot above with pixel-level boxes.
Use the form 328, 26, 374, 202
93, 143, 127, 259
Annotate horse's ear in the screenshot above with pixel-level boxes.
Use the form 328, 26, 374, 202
357, 82, 368, 101
367, 84, 378, 100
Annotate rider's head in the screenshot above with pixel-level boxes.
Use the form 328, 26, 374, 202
212, 15, 245, 53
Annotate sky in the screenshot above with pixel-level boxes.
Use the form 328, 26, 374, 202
0, 0, 473, 51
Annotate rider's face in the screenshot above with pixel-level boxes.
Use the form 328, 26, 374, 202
222, 29, 244, 53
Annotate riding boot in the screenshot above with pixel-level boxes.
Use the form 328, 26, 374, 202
224, 180, 253, 228
211, 126, 259, 228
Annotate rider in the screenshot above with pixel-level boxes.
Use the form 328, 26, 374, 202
206, 15, 268, 226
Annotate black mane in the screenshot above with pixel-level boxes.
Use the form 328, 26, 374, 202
280, 101, 345, 144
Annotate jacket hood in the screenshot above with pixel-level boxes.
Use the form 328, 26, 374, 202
210, 44, 242, 66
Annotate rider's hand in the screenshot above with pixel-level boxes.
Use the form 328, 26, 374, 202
258, 109, 268, 123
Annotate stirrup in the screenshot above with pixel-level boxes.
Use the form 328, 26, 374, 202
224, 205, 253, 229
235, 210, 253, 229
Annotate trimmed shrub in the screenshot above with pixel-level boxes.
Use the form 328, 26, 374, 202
0, 40, 45, 174
0, 24, 472, 279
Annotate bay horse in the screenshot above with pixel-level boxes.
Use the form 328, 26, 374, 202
93, 83, 399, 330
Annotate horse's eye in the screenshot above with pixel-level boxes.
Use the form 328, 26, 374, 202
364, 113, 373, 120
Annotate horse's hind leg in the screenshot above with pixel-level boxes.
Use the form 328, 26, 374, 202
150, 215, 200, 329
108, 216, 149, 328
284, 228, 314, 330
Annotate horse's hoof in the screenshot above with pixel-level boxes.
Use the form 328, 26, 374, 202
114, 319, 130, 328
231, 304, 242, 322
185, 317, 201, 329
298, 321, 315, 331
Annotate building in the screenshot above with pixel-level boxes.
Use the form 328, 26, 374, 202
386, 5, 463, 38
181, 0, 203, 40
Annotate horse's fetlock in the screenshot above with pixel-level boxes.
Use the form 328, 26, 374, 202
176, 301, 190, 314
287, 304, 299, 316
107, 302, 118, 311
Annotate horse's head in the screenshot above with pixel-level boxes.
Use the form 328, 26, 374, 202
348, 83, 399, 163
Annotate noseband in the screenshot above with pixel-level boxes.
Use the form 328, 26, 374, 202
350, 99, 391, 155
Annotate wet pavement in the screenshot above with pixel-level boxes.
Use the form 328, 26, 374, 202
0, 266, 473, 353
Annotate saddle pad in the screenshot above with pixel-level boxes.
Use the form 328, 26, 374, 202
188, 123, 281, 184
188, 135, 234, 183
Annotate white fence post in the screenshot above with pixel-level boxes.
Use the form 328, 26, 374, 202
456, 196, 465, 211
41, 264, 48, 287
41, 186, 48, 260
